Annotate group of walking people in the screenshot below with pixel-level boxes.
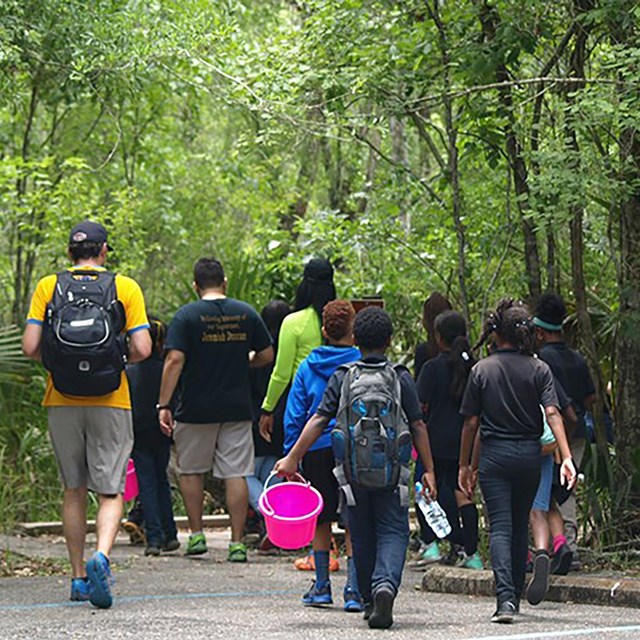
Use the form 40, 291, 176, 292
22, 220, 594, 629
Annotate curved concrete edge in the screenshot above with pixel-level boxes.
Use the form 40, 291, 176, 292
421, 565, 640, 609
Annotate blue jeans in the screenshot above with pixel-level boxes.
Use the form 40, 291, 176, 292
246, 455, 279, 512
479, 438, 541, 605
532, 453, 554, 512
131, 433, 177, 547
347, 486, 409, 603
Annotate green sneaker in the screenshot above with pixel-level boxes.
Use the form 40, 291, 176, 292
228, 542, 247, 563
419, 541, 442, 563
186, 532, 207, 555
460, 551, 483, 570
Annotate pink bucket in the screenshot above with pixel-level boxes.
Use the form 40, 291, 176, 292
123, 458, 139, 502
258, 472, 324, 550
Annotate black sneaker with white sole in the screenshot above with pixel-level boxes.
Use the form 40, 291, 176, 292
491, 600, 516, 623
526, 549, 550, 605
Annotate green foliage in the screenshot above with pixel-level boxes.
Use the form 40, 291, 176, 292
578, 444, 640, 551
1, 0, 639, 544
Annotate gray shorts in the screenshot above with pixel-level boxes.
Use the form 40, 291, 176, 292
173, 420, 254, 478
47, 406, 133, 494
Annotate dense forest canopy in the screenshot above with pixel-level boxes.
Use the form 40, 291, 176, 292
0, 1, 639, 529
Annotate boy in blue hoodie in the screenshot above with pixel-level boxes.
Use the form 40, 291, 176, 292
284, 299, 362, 611
277, 306, 437, 630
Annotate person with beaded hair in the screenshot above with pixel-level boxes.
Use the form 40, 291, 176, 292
458, 299, 576, 624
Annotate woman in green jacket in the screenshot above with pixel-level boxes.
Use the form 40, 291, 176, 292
259, 258, 336, 442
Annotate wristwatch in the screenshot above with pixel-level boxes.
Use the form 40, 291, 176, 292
155, 404, 172, 412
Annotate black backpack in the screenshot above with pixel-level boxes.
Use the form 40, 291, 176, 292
41, 270, 126, 397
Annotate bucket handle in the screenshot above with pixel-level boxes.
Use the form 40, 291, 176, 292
261, 470, 308, 518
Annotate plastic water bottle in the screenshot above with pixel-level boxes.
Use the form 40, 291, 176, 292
415, 481, 451, 539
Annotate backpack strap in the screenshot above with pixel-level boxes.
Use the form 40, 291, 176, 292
398, 466, 411, 508
390, 362, 411, 508
333, 363, 360, 510
333, 465, 356, 510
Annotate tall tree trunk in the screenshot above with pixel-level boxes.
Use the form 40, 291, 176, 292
279, 104, 322, 233
529, 22, 577, 294
11, 76, 39, 326
356, 123, 380, 216
425, 0, 470, 320
546, 230, 559, 293
564, 0, 609, 454
610, 6, 640, 482
390, 115, 411, 233
475, 0, 541, 299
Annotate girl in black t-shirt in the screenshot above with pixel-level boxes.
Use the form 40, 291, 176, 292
412, 292, 452, 559
458, 299, 576, 624
416, 311, 481, 569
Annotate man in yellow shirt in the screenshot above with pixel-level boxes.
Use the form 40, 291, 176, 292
22, 221, 151, 609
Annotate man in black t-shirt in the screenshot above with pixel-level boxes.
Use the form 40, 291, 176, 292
534, 293, 596, 569
158, 258, 273, 563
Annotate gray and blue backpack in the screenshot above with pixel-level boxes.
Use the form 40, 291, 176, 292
331, 360, 413, 508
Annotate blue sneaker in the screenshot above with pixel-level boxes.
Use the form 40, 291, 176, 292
343, 586, 364, 612
301, 580, 333, 607
70, 577, 91, 602
86, 551, 114, 609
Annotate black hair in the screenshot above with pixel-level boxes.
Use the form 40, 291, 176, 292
535, 292, 567, 331
474, 298, 535, 355
294, 258, 336, 322
422, 292, 452, 360
68, 242, 103, 261
147, 315, 167, 357
260, 300, 291, 349
434, 310, 475, 403
353, 306, 393, 351
194, 258, 225, 290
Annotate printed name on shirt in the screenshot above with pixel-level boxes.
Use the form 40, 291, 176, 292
200, 313, 248, 344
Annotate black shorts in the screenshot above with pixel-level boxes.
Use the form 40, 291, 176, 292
301, 447, 339, 524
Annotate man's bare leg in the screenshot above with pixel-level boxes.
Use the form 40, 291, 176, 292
62, 487, 88, 578
95, 494, 124, 557
179, 473, 205, 533
225, 476, 248, 542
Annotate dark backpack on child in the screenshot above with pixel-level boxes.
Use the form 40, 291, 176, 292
41, 270, 126, 397
331, 360, 413, 508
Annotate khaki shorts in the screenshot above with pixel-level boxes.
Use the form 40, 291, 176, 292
47, 406, 133, 494
173, 420, 254, 478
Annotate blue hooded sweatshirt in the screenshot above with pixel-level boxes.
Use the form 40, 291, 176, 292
283, 345, 361, 454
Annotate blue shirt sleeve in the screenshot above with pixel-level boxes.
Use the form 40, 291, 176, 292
283, 362, 311, 454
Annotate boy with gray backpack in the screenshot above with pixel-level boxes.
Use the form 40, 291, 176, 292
275, 307, 437, 630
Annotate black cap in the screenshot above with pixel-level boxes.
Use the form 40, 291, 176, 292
303, 257, 333, 283
68, 221, 112, 251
